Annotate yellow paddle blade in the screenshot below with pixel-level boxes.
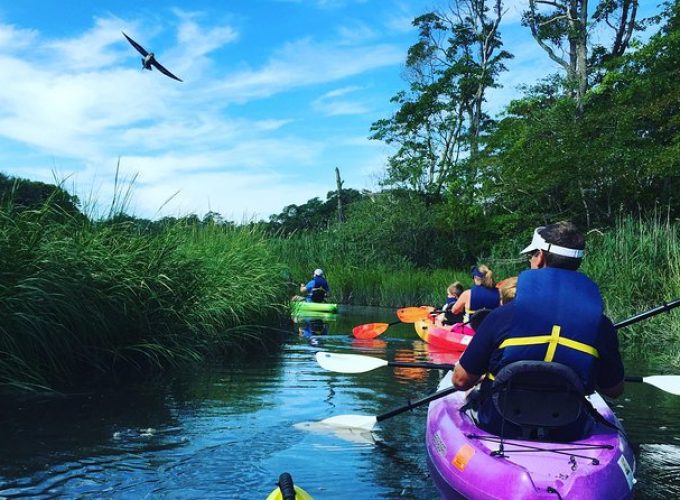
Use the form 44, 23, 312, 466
396, 306, 434, 323
413, 319, 430, 342
352, 322, 389, 339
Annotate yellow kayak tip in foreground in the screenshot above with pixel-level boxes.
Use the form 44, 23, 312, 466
266, 472, 313, 500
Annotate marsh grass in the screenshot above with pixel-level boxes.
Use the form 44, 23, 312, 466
582, 217, 680, 349
0, 201, 287, 393
276, 218, 680, 356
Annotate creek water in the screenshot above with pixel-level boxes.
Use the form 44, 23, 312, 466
0, 306, 678, 499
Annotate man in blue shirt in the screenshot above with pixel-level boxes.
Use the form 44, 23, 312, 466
452, 222, 625, 436
300, 268, 330, 302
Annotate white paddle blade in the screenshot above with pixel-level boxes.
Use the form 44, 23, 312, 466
644, 375, 680, 396
315, 352, 388, 373
320, 414, 378, 430
293, 420, 376, 444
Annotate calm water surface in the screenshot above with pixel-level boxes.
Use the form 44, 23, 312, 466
0, 306, 678, 499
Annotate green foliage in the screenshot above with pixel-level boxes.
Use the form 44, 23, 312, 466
268, 188, 365, 234
0, 172, 83, 220
335, 192, 454, 268
477, 4, 680, 230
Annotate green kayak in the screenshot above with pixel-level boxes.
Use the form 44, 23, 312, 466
290, 301, 338, 314
291, 311, 338, 322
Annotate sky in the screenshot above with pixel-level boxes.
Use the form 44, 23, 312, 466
0, 0, 665, 221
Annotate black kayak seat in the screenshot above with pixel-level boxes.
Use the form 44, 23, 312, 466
469, 308, 492, 330
491, 361, 586, 432
310, 287, 327, 303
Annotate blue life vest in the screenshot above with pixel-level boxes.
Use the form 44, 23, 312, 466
305, 276, 330, 302
493, 268, 603, 393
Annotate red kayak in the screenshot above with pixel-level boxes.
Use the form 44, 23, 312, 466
414, 319, 475, 351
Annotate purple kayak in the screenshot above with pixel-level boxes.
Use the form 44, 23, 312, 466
426, 374, 636, 499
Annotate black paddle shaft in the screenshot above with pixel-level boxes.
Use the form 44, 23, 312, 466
376, 385, 458, 423
614, 298, 680, 329
388, 361, 455, 371
372, 298, 680, 426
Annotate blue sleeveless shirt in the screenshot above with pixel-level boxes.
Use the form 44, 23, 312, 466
469, 285, 500, 312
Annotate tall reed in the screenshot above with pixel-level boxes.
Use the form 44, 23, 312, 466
0, 202, 287, 393
582, 217, 680, 349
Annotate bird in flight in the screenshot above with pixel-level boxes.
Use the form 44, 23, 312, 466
122, 32, 183, 82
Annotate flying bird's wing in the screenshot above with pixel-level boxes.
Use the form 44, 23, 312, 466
122, 32, 148, 57
151, 60, 183, 82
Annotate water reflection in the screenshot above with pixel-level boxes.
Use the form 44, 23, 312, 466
0, 307, 677, 498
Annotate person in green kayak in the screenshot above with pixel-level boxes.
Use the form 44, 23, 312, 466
452, 221, 625, 439
299, 268, 330, 303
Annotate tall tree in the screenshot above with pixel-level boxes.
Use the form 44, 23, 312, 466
523, 0, 640, 111
370, 1, 511, 200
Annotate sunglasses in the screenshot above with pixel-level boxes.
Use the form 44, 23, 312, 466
527, 250, 541, 266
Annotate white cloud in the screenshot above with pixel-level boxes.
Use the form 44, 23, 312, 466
47, 17, 127, 71
0, 23, 39, 53
312, 85, 370, 116
0, 6, 417, 220
336, 22, 377, 44
172, 9, 239, 73
502, 0, 529, 25
208, 37, 404, 103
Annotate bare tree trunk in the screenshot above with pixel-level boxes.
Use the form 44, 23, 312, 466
526, 0, 639, 110
575, 0, 588, 113
335, 167, 344, 223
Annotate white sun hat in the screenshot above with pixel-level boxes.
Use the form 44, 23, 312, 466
520, 227, 585, 258
314, 268, 324, 276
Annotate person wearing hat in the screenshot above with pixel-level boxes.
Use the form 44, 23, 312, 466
451, 221, 625, 438
450, 264, 501, 323
300, 268, 330, 303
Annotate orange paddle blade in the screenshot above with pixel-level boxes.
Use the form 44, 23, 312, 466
397, 306, 434, 323
352, 322, 389, 339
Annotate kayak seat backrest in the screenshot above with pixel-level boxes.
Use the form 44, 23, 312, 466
491, 361, 585, 431
310, 287, 327, 303
469, 308, 491, 331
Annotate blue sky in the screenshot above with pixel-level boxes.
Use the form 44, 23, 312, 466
0, 0, 664, 221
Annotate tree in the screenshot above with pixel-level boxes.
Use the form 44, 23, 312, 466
0, 172, 82, 220
523, 0, 641, 111
480, 1, 680, 228
370, 1, 511, 201
268, 188, 365, 234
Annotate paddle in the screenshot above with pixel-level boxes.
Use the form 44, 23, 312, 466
396, 306, 437, 322
352, 320, 400, 339
320, 385, 458, 431
316, 352, 680, 396
321, 298, 680, 429
611, 298, 680, 328
316, 352, 455, 373
352, 306, 443, 339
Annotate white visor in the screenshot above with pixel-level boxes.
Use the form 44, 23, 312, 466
520, 228, 584, 258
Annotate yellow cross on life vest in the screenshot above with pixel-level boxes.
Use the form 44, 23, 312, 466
497, 325, 600, 362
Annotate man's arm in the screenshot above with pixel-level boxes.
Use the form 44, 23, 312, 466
452, 305, 512, 390
598, 380, 624, 398
595, 316, 625, 398
453, 364, 482, 390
